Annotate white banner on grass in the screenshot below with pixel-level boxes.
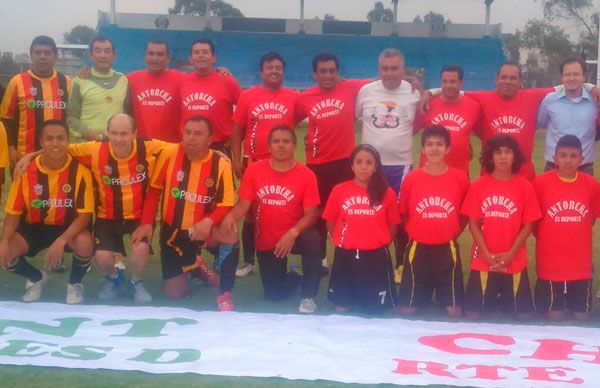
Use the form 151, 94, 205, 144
0, 301, 599, 387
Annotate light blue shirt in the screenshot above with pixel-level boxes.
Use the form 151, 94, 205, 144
537, 88, 598, 164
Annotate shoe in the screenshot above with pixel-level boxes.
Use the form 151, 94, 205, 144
394, 266, 403, 284
217, 291, 235, 311
195, 255, 219, 289
114, 252, 127, 270
98, 269, 124, 301
23, 271, 48, 303
235, 263, 254, 277
66, 283, 84, 304
298, 297, 317, 314
130, 279, 152, 304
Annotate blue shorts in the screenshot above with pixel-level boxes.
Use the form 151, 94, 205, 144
382, 165, 412, 194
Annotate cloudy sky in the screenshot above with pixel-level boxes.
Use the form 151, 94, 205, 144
0, 0, 544, 54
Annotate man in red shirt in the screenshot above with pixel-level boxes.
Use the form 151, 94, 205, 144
128, 40, 183, 142
230, 51, 299, 277
418, 65, 481, 177
532, 135, 600, 322
398, 125, 469, 317
221, 125, 322, 314
180, 39, 242, 156
295, 53, 368, 268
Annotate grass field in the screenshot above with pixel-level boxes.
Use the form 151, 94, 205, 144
1, 124, 599, 387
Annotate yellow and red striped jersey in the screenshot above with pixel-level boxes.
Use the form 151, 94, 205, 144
0, 70, 70, 155
0, 122, 8, 168
149, 144, 234, 229
5, 154, 94, 225
68, 138, 167, 221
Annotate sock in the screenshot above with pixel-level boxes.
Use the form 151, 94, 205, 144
69, 254, 92, 284
242, 221, 255, 265
219, 244, 239, 293
8, 256, 43, 282
214, 243, 235, 272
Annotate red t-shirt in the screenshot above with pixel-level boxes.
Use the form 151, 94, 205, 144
323, 181, 400, 250
233, 86, 299, 160
238, 160, 320, 251
296, 79, 368, 165
467, 88, 553, 179
461, 174, 542, 273
399, 167, 470, 244
533, 171, 600, 281
179, 71, 242, 142
419, 96, 481, 175
128, 69, 183, 142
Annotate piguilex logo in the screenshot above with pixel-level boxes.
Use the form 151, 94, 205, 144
102, 176, 111, 185
31, 199, 43, 208
26, 100, 36, 109
171, 188, 181, 199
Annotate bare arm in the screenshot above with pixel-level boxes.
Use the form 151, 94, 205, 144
494, 223, 533, 272
274, 205, 320, 258
230, 122, 244, 179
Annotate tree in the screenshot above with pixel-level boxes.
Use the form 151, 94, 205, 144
168, 0, 244, 17
413, 11, 451, 24
323, 13, 337, 21
367, 1, 394, 22
63, 25, 94, 45
502, 32, 522, 63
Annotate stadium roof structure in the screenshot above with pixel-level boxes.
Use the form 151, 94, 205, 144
95, 11, 506, 90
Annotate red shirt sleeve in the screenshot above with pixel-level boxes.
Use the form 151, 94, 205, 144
228, 76, 242, 105
141, 186, 161, 225
461, 181, 483, 219
398, 173, 413, 215
303, 171, 321, 208
232, 92, 248, 127
238, 165, 255, 202
385, 189, 401, 225
521, 180, 542, 224
322, 185, 340, 221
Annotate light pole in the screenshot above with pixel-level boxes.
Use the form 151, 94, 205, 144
484, 0, 494, 36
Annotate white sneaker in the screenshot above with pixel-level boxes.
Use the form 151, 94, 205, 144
23, 271, 48, 303
66, 283, 84, 304
298, 297, 317, 314
114, 252, 127, 270
235, 263, 254, 277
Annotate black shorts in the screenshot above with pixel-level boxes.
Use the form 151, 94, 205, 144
307, 158, 352, 207
17, 222, 71, 257
398, 240, 464, 308
535, 279, 593, 314
465, 269, 534, 314
94, 218, 148, 255
159, 222, 203, 280
327, 246, 397, 314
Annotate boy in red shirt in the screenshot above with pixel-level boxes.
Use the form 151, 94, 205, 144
323, 145, 400, 314
533, 135, 600, 322
398, 125, 469, 317
221, 125, 322, 314
461, 135, 541, 320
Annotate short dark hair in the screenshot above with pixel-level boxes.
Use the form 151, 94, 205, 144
421, 125, 451, 147
41, 119, 69, 139
480, 135, 525, 174
441, 64, 464, 81
497, 61, 522, 78
555, 134, 582, 153
190, 38, 215, 55
30, 35, 58, 55
146, 40, 170, 55
559, 57, 587, 75
90, 37, 115, 53
259, 51, 286, 71
312, 53, 339, 73
268, 125, 297, 144
184, 115, 213, 136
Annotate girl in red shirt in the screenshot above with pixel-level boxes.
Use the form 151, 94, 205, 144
323, 145, 400, 314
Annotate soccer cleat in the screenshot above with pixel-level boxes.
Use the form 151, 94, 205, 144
130, 279, 153, 304
98, 268, 124, 301
298, 297, 317, 314
23, 271, 48, 303
194, 255, 219, 289
114, 252, 127, 270
235, 263, 254, 277
394, 266, 403, 284
66, 283, 84, 304
217, 291, 235, 311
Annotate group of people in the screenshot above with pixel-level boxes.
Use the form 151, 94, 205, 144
0, 34, 599, 322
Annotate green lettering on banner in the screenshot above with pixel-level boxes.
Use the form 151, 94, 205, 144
0, 318, 90, 337
102, 318, 197, 337
129, 348, 201, 364
0, 340, 57, 357
51, 346, 113, 361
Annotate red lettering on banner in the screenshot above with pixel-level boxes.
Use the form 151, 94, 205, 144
521, 366, 584, 384
391, 359, 457, 378
524, 340, 600, 364
455, 364, 517, 380
419, 333, 514, 355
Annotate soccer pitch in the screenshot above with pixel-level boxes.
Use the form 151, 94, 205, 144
0, 125, 599, 387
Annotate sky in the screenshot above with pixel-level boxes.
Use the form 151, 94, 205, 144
0, 0, 545, 54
